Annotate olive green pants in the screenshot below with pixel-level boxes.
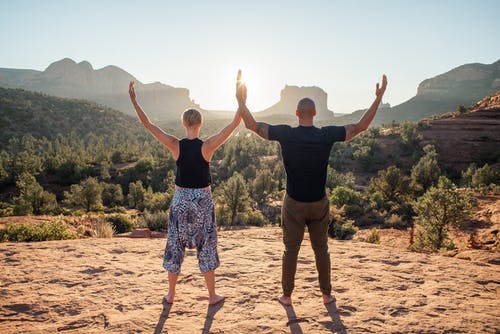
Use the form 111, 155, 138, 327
281, 194, 331, 296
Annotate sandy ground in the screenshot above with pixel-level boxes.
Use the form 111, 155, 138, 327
1, 227, 499, 334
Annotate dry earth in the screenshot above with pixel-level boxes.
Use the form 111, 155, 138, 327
1, 227, 499, 334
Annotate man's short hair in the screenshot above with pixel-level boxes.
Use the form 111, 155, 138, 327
182, 109, 202, 127
297, 98, 316, 116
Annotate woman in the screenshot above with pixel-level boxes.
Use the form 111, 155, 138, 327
129, 78, 241, 305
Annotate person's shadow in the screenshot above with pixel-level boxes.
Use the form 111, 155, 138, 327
201, 299, 225, 333
280, 303, 308, 334
324, 300, 348, 334
154, 300, 173, 334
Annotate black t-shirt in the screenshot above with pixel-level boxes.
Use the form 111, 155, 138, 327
175, 138, 212, 188
268, 125, 346, 202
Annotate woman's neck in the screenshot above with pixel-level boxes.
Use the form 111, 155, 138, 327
185, 127, 200, 139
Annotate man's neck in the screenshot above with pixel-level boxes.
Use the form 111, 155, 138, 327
298, 118, 314, 127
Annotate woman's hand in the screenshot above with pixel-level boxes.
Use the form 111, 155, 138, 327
235, 70, 247, 107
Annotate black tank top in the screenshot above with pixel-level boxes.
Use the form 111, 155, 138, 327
175, 138, 211, 188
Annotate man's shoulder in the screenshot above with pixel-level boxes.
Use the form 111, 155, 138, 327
268, 124, 292, 140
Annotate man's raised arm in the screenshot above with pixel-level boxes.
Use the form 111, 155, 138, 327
344, 75, 387, 141
236, 70, 270, 140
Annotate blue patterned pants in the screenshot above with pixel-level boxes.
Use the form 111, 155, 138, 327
163, 188, 220, 275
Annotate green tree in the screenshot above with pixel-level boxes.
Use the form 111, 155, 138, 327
128, 180, 146, 211
413, 177, 474, 252
398, 121, 422, 154
13, 173, 57, 215
410, 144, 441, 194
251, 169, 278, 205
330, 186, 363, 217
368, 165, 414, 221
215, 172, 251, 225
352, 137, 382, 172
326, 167, 355, 190
64, 177, 103, 212
102, 183, 124, 207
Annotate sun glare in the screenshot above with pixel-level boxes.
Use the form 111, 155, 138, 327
223, 65, 263, 111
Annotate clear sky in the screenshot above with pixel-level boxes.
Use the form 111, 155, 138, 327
1, 0, 499, 114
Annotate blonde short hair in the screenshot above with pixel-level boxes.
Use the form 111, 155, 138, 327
182, 109, 202, 127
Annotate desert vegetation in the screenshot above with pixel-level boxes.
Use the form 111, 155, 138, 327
0, 88, 498, 254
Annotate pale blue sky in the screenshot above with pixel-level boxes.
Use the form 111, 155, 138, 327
1, 0, 499, 113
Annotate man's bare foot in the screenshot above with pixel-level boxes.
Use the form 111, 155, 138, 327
278, 295, 292, 306
208, 294, 225, 305
163, 292, 174, 304
323, 294, 335, 305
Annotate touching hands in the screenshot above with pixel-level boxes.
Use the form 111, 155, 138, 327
375, 75, 387, 99
129, 81, 137, 102
236, 70, 247, 107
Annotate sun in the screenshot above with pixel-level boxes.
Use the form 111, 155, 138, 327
223, 65, 263, 111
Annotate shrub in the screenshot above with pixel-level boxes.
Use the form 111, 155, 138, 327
384, 214, 407, 229
330, 186, 363, 217
326, 167, 355, 190
410, 145, 441, 194
106, 214, 135, 234
398, 122, 422, 154
412, 177, 474, 252
328, 219, 357, 240
93, 218, 115, 238
102, 183, 124, 207
0, 203, 15, 217
144, 191, 171, 212
241, 210, 269, 227
137, 210, 169, 231
0, 218, 76, 242
352, 138, 382, 172
367, 165, 414, 221
328, 209, 358, 240
365, 229, 381, 244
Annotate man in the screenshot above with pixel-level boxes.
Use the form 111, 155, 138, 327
236, 70, 387, 305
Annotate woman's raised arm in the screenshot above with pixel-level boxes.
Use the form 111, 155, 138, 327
201, 110, 241, 162
129, 81, 180, 160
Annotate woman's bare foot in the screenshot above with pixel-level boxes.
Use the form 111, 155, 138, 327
323, 294, 335, 305
278, 295, 292, 306
163, 292, 174, 304
208, 294, 225, 305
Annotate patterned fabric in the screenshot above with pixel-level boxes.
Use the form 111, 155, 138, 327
163, 188, 219, 275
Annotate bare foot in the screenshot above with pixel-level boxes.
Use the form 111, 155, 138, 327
323, 294, 335, 305
163, 292, 174, 304
278, 295, 292, 306
209, 294, 225, 305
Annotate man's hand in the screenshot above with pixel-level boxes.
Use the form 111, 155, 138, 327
375, 75, 387, 99
129, 81, 137, 103
236, 70, 247, 106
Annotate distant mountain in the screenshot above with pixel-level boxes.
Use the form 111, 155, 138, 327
0, 87, 144, 144
2, 58, 499, 125
336, 60, 500, 126
254, 85, 335, 121
0, 58, 199, 122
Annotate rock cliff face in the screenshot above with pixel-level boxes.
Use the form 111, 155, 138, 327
255, 85, 334, 120
417, 91, 500, 172
417, 61, 499, 97
0, 58, 198, 121
388, 60, 500, 121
